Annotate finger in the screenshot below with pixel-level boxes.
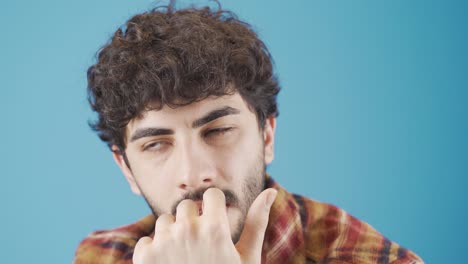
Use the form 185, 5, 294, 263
202, 188, 228, 221
133, 236, 152, 263
154, 213, 175, 234
176, 199, 199, 220
236, 188, 277, 258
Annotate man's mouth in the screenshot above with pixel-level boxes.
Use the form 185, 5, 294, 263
193, 201, 231, 215
194, 201, 203, 215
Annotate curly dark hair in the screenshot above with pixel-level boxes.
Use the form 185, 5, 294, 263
87, 1, 280, 152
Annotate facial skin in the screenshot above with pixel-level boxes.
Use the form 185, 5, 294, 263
112, 92, 276, 243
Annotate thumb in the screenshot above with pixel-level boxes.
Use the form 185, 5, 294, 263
236, 188, 277, 261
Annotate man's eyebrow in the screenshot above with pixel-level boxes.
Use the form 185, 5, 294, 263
192, 106, 240, 128
129, 106, 239, 142
130, 128, 174, 142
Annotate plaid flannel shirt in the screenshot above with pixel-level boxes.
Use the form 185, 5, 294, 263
74, 177, 423, 263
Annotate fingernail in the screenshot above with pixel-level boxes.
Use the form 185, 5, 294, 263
265, 189, 277, 209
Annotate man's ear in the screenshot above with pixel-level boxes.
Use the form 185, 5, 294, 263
263, 116, 276, 165
111, 146, 142, 195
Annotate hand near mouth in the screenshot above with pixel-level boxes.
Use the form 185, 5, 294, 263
133, 187, 278, 264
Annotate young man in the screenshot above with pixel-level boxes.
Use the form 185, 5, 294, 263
74, 3, 423, 264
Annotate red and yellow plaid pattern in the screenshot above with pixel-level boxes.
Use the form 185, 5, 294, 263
74, 177, 423, 263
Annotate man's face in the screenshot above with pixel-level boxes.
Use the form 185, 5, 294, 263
113, 92, 276, 242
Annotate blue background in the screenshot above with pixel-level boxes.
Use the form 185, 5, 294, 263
2, 0, 466, 263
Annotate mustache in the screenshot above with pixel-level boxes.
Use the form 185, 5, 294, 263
171, 187, 239, 215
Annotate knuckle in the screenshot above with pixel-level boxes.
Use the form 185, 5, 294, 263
157, 213, 174, 223
136, 236, 152, 246
202, 221, 226, 239
174, 220, 197, 238
152, 238, 175, 256
155, 214, 175, 231
133, 238, 154, 263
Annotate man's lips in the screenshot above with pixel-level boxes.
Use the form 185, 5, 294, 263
194, 201, 203, 215
193, 201, 231, 215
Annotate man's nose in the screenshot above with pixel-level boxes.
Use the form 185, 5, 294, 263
175, 142, 216, 191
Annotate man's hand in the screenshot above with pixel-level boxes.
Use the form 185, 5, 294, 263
133, 188, 278, 264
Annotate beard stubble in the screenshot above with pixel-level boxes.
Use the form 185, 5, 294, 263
141, 149, 266, 244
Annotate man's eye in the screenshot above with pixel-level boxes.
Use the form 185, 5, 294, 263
204, 127, 234, 138
143, 141, 171, 152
